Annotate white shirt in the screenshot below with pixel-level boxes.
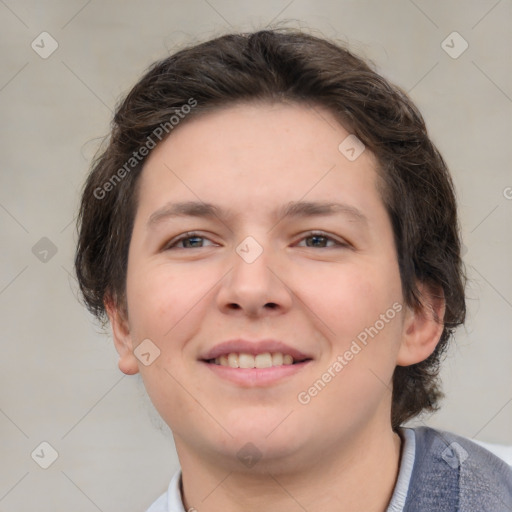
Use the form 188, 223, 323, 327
146, 428, 417, 512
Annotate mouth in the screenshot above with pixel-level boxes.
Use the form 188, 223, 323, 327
199, 339, 313, 386
205, 352, 309, 368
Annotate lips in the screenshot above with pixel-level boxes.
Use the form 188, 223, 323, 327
200, 339, 313, 367
199, 339, 313, 386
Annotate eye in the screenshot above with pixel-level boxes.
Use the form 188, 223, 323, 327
164, 232, 217, 249
163, 231, 348, 250
295, 231, 349, 249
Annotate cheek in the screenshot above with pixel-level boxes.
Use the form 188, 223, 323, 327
294, 264, 404, 433
125, 261, 219, 343
294, 257, 402, 340
125, 262, 217, 428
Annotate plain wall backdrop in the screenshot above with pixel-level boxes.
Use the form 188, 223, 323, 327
1, 1, 511, 510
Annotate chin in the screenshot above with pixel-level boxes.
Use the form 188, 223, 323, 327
224, 404, 294, 436
226, 416, 308, 456
213, 435, 311, 475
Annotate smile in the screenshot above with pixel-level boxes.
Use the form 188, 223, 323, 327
200, 339, 313, 386
208, 352, 301, 368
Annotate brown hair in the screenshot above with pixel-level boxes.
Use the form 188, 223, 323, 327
74, 28, 466, 429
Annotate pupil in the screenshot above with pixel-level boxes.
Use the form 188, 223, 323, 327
185, 237, 202, 248
308, 235, 326, 247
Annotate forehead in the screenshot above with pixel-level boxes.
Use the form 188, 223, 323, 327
135, 102, 384, 224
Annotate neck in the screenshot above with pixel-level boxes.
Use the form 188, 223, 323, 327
175, 421, 402, 512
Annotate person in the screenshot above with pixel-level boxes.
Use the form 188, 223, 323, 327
74, 28, 512, 511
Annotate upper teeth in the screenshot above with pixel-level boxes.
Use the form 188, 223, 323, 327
213, 352, 294, 368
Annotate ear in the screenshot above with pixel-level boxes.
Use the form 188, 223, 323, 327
104, 296, 140, 375
397, 281, 446, 366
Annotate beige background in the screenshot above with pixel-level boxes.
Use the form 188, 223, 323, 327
1, 1, 511, 510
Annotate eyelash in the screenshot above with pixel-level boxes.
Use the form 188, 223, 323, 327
164, 231, 350, 250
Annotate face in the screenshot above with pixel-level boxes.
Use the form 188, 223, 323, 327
111, 102, 431, 471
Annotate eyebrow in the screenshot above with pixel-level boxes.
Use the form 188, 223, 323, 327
147, 200, 368, 228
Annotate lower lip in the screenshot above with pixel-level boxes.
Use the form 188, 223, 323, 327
201, 361, 312, 387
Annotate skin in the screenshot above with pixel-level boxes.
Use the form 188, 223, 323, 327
107, 101, 445, 512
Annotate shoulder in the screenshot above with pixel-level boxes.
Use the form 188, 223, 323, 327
404, 426, 512, 512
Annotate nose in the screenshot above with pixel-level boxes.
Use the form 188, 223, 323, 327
216, 239, 293, 318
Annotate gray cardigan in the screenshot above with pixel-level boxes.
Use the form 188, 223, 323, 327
404, 427, 512, 511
